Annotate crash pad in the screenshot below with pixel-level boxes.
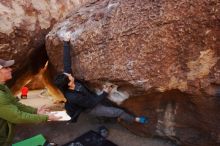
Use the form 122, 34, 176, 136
12, 134, 46, 146
63, 130, 117, 146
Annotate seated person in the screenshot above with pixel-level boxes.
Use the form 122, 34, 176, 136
0, 59, 60, 146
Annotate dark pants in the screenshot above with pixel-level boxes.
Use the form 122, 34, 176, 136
88, 104, 135, 123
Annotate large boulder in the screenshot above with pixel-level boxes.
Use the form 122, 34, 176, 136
46, 0, 220, 145
121, 89, 220, 146
46, 0, 220, 96
0, 0, 91, 93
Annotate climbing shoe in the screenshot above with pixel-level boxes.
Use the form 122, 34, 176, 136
135, 116, 149, 124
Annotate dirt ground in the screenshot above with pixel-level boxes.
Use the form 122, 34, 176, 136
13, 90, 176, 146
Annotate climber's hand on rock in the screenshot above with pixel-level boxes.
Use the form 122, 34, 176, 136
59, 31, 71, 42
103, 84, 113, 93
63, 31, 71, 42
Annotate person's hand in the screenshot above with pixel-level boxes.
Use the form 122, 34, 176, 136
47, 113, 62, 121
103, 84, 113, 93
37, 105, 50, 115
62, 31, 72, 42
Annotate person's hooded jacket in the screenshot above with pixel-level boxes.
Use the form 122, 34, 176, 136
0, 84, 48, 146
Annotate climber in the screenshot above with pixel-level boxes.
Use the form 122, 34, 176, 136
54, 32, 149, 124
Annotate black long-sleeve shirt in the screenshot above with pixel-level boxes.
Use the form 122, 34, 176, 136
63, 41, 72, 74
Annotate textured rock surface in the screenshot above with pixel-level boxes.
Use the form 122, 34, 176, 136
26, 74, 45, 90
45, 0, 220, 145
46, 0, 220, 96
0, 0, 91, 92
25, 64, 66, 103
0, 0, 219, 145
121, 90, 220, 146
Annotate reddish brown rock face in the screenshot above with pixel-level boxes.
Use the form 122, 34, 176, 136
121, 90, 220, 146
46, 0, 220, 95
0, 0, 219, 145
46, 0, 220, 145
0, 0, 91, 92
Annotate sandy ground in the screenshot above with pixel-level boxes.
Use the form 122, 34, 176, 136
14, 90, 176, 146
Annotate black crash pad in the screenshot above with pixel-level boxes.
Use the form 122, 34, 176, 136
62, 130, 117, 146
